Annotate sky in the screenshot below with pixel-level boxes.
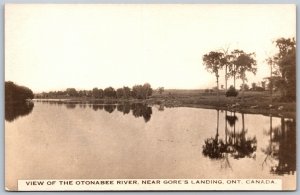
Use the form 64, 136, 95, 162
5, 4, 296, 93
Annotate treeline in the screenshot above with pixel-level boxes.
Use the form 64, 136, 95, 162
36, 83, 153, 99
5, 81, 34, 103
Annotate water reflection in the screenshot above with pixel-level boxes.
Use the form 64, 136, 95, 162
6, 100, 297, 182
35, 100, 153, 122
5, 102, 34, 122
262, 116, 296, 175
226, 114, 238, 127
203, 110, 257, 161
92, 104, 103, 111
117, 104, 130, 114
202, 109, 226, 159
104, 104, 116, 113
131, 103, 152, 122
65, 102, 77, 109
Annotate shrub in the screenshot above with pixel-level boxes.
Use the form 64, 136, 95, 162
226, 86, 238, 97
5, 81, 34, 102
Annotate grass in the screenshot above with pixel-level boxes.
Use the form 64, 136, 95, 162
149, 90, 296, 118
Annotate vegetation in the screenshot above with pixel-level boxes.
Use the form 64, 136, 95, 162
132, 83, 153, 99
5, 101, 34, 122
231, 50, 257, 100
157, 87, 164, 94
226, 86, 238, 97
5, 81, 34, 103
29, 37, 295, 117
203, 51, 226, 99
267, 37, 296, 101
203, 37, 295, 105
36, 83, 153, 100
202, 110, 257, 160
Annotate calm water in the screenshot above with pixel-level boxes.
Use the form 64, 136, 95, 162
5, 100, 296, 190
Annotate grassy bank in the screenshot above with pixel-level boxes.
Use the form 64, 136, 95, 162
151, 90, 296, 118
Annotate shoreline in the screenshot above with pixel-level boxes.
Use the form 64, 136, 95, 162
33, 95, 296, 119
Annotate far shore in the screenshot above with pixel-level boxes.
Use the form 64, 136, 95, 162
33, 90, 296, 119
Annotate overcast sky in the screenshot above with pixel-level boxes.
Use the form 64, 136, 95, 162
5, 4, 295, 93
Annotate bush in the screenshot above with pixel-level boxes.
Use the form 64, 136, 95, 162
226, 86, 238, 97
5, 81, 34, 102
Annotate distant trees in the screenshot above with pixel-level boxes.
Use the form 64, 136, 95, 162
157, 87, 164, 94
250, 82, 265, 91
132, 83, 153, 99
92, 88, 103, 98
116, 88, 124, 98
104, 87, 116, 98
122, 86, 131, 99
38, 83, 154, 100
132, 85, 143, 99
143, 83, 153, 98
240, 83, 249, 91
5, 81, 34, 102
66, 88, 78, 97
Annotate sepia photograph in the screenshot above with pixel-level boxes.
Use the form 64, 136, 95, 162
4, 4, 296, 191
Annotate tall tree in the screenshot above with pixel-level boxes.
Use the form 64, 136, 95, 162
272, 37, 296, 101
203, 51, 224, 100
231, 50, 257, 101
228, 50, 240, 88
220, 45, 231, 90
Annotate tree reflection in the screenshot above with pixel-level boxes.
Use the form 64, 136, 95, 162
34, 100, 153, 123
203, 109, 227, 159
79, 104, 87, 109
117, 103, 131, 115
131, 103, 152, 122
227, 113, 257, 159
262, 116, 296, 175
226, 114, 238, 127
104, 104, 116, 113
203, 110, 257, 165
5, 102, 34, 122
92, 104, 103, 111
65, 103, 76, 109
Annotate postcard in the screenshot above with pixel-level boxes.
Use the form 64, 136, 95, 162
4, 4, 296, 191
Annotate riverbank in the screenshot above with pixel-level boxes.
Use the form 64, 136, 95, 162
153, 90, 296, 118
35, 90, 296, 118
